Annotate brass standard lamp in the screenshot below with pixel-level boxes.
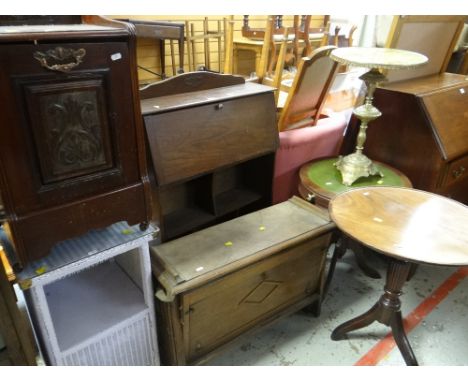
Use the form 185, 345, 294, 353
330, 47, 428, 186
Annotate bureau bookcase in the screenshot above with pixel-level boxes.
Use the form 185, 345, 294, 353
140, 72, 279, 241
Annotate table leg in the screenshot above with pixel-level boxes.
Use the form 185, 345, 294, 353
159, 39, 166, 79
323, 230, 347, 297
331, 302, 381, 338
178, 36, 185, 74
254, 50, 262, 77
323, 233, 380, 300
233, 47, 239, 74
390, 311, 418, 366
331, 259, 418, 366
349, 240, 381, 279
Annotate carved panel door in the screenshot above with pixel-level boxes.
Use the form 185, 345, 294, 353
0, 39, 149, 266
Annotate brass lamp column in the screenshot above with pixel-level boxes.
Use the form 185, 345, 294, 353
330, 47, 428, 186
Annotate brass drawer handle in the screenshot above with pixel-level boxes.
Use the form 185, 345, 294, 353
33, 47, 86, 73
452, 166, 466, 179
306, 193, 315, 203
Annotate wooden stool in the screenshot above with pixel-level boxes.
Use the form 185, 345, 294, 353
329, 186, 468, 365
298, 157, 412, 293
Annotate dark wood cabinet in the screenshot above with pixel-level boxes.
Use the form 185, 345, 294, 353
0, 17, 152, 267
140, 72, 278, 241
343, 73, 468, 204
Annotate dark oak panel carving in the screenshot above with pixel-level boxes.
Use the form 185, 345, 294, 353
43, 94, 105, 173
23, 79, 114, 184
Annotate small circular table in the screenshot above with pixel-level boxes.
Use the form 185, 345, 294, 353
299, 157, 412, 285
329, 186, 468, 366
299, 157, 412, 208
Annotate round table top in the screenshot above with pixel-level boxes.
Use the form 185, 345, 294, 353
299, 157, 412, 205
330, 47, 428, 70
329, 186, 468, 266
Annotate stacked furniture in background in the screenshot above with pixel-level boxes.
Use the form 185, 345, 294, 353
0, 16, 152, 269
117, 18, 185, 79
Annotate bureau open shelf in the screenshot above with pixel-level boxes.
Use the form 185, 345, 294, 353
213, 188, 262, 216
156, 153, 275, 241
159, 174, 216, 240
163, 207, 216, 240
212, 156, 274, 216
44, 260, 147, 352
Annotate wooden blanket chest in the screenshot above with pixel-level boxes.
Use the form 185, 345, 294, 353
150, 196, 334, 365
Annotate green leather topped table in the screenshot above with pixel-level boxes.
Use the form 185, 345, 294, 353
299, 157, 412, 208
298, 156, 413, 287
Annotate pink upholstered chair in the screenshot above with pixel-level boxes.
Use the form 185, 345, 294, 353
272, 113, 347, 204
271, 45, 347, 204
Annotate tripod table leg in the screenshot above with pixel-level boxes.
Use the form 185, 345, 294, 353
331, 302, 381, 340
390, 312, 418, 366
331, 259, 419, 365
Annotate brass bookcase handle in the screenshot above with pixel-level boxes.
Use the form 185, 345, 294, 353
33, 47, 86, 73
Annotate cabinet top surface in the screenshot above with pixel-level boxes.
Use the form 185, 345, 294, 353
141, 82, 275, 115
0, 24, 120, 34
151, 197, 333, 287
380, 72, 468, 95
329, 186, 468, 266
378, 72, 468, 161
16, 222, 157, 288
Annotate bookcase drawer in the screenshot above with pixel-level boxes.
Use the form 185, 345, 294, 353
441, 154, 468, 188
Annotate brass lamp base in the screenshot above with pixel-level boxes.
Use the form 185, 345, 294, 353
334, 152, 383, 186
329, 47, 428, 186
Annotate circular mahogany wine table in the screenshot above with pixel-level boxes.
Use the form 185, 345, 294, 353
328, 186, 468, 366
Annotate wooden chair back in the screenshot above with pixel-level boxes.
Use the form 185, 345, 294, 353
223, 16, 235, 74
327, 23, 357, 47
384, 15, 465, 82
293, 16, 331, 63
248, 16, 295, 80
277, 45, 339, 132
242, 15, 286, 40
256, 16, 275, 82
224, 16, 275, 82
185, 17, 226, 72
265, 26, 292, 104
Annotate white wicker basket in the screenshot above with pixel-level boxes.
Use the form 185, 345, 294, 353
18, 222, 160, 366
